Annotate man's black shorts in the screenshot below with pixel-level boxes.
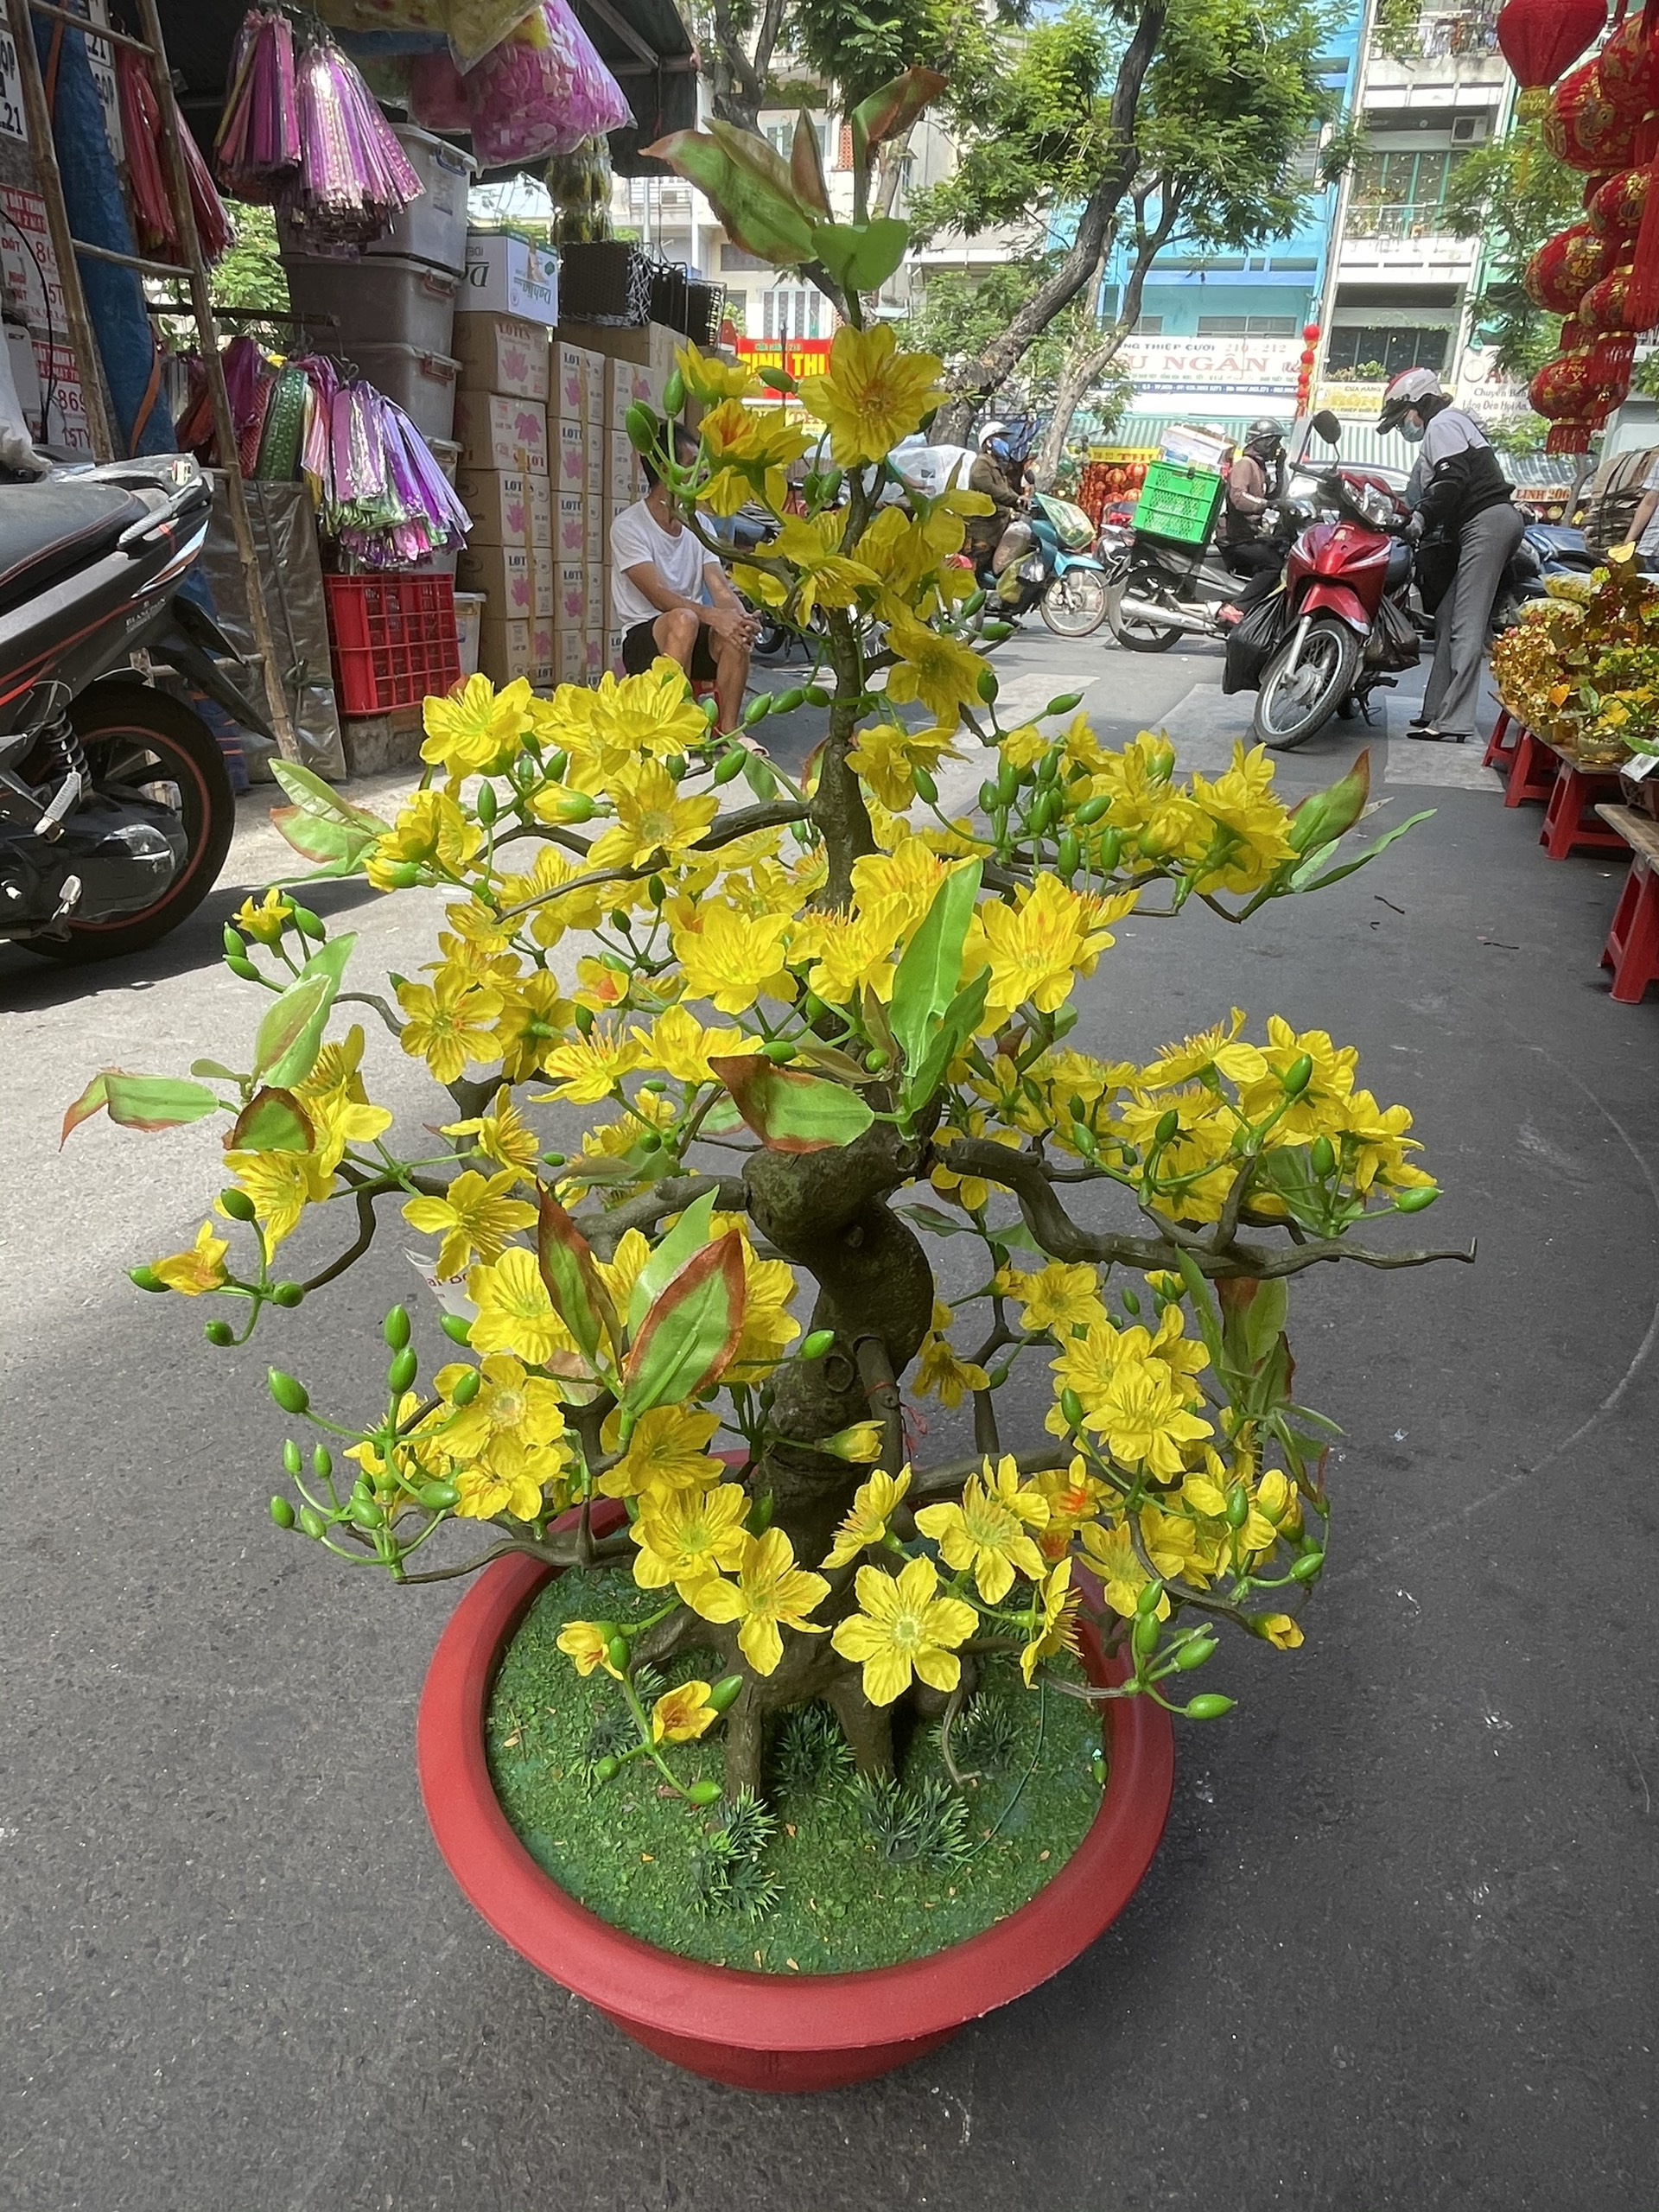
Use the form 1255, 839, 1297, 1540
621, 616, 719, 680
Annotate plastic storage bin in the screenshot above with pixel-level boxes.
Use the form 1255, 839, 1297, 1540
368, 124, 476, 274
325, 573, 461, 715
283, 252, 461, 359
347, 341, 461, 445
1132, 461, 1224, 544
454, 591, 485, 680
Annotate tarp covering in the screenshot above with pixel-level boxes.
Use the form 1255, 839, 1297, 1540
201, 476, 347, 779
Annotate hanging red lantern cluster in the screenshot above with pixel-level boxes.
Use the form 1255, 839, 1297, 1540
1497, 0, 1608, 114
1294, 321, 1319, 414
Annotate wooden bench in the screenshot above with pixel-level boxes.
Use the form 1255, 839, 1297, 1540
1596, 804, 1659, 1002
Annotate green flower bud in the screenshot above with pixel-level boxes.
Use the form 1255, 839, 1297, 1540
1395, 1185, 1439, 1212
1173, 1635, 1217, 1670
759, 365, 795, 394
383, 1306, 411, 1351
128, 1264, 167, 1293
1290, 1551, 1325, 1583
1059, 1386, 1084, 1430
269, 1496, 296, 1529
450, 1367, 481, 1406
270, 1281, 304, 1309
1310, 1135, 1336, 1178
543, 1152, 567, 1168
417, 1479, 460, 1510
226, 955, 262, 982
996, 755, 1021, 804
625, 401, 658, 453
385, 862, 422, 890
799, 1328, 836, 1359
204, 1319, 235, 1347
606, 1634, 631, 1673
546, 747, 569, 781
981, 619, 1014, 640
1225, 1484, 1249, 1529
608, 908, 632, 934
979, 779, 1001, 815
743, 691, 773, 723
761, 1039, 796, 1064
312, 1444, 332, 1479
1154, 1108, 1179, 1146
594, 1754, 620, 1783
912, 765, 938, 804
1281, 1053, 1313, 1097
865, 1047, 889, 1071
662, 367, 685, 416
1071, 1118, 1096, 1154
976, 666, 999, 703
223, 925, 246, 958
686, 1778, 723, 1808
1046, 691, 1084, 715
712, 744, 747, 785
267, 1369, 308, 1415
638, 1129, 664, 1153
1184, 1694, 1236, 1720
283, 1439, 302, 1476
774, 687, 806, 714
298, 1505, 326, 1540
440, 1313, 474, 1346
1073, 794, 1110, 830
708, 1675, 744, 1713
1135, 1577, 1163, 1616
1120, 1287, 1141, 1316
804, 683, 831, 706
474, 782, 498, 828
218, 1187, 257, 1222
348, 1495, 385, 1530
1096, 827, 1122, 873
289, 905, 322, 938
387, 1345, 417, 1395
1057, 831, 1081, 878
557, 791, 596, 823
1132, 1611, 1160, 1659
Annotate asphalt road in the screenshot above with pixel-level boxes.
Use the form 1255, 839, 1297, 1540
3, 627, 1656, 2211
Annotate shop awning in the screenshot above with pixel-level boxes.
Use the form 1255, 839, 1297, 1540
156, 0, 696, 178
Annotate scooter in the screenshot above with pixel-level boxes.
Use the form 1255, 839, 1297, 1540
1249, 469, 1419, 749
0, 454, 256, 960
988, 493, 1109, 637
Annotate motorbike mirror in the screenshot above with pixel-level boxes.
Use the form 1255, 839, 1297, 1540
1310, 410, 1342, 448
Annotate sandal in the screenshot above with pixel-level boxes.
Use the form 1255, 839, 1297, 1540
1407, 726, 1466, 744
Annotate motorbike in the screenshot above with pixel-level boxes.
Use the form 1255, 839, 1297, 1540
988, 492, 1109, 637
0, 454, 254, 961
1492, 518, 1596, 627
1103, 505, 1291, 652
1248, 469, 1419, 750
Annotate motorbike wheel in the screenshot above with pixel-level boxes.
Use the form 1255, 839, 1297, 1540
26, 681, 235, 963
1040, 568, 1108, 637
1105, 569, 1184, 652
1252, 618, 1363, 751
750, 617, 791, 660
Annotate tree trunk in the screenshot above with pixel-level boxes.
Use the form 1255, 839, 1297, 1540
1027, 200, 1180, 490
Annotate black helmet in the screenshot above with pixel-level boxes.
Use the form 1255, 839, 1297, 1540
1245, 416, 1287, 453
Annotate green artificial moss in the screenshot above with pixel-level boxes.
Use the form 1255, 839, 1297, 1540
486, 1564, 1108, 1974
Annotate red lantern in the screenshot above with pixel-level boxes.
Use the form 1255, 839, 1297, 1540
1546, 420, 1597, 454
1578, 264, 1642, 332
1544, 59, 1640, 173
1497, 0, 1606, 92
1523, 221, 1614, 308
1588, 166, 1649, 240
1529, 352, 1594, 418
1302, 321, 1320, 340
1593, 10, 1658, 119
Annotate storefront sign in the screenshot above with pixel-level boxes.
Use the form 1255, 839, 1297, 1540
1118, 335, 1300, 395
734, 337, 834, 378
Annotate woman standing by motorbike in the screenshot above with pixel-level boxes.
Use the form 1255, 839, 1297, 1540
1379, 366, 1522, 744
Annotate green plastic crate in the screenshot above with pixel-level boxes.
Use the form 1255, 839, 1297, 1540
1132, 461, 1224, 546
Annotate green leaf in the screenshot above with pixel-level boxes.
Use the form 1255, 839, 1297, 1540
103, 1072, 220, 1133
620, 1231, 747, 1416
1287, 749, 1370, 855
252, 933, 356, 1088
269, 804, 378, 877
890, 860, 983, 1077
190, 1059, 244, 1083
899, 1202, 976, 1237
1293, 810, 1433, 893
905, 968, 989, 1111
60, 1071, 108, 1147
627, 1187, 719, 1335
791, 109, 831, 216
812, 217, 908, 295
850, 65, 947, 158
536, 1189, 619, 1367
642, 130, 817, 265
270, 759, 388, 831
1219, 1274, 1287, 1376
1173, 1249, 1225, 1371
228, 1086, 315, 1154
1249, 1147, 1327, 1234
709, 1057, 875, 1154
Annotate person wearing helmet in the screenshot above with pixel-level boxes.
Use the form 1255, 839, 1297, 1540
966, 421, 1024, 575
1217, 416, 1290, 615
1379, 366, 1522, 743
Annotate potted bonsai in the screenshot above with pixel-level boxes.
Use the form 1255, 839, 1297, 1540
73, 84, 1468, 2091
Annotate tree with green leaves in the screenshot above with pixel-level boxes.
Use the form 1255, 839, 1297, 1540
913, 0, 1345, 461
1441, 115, 1582, 379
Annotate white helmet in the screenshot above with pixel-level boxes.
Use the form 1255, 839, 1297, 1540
978, 418, 1007, 448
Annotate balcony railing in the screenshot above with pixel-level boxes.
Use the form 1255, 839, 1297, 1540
1370, 5, 1499, 60
1344, 200, 1466, 240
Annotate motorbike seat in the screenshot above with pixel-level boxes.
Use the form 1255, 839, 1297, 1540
0, 479, 154, 617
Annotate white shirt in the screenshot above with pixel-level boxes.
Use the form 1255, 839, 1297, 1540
609, 500, 718, 627
1639, 459, 1659, 557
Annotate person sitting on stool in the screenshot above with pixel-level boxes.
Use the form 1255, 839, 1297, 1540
610, 421, 758, 738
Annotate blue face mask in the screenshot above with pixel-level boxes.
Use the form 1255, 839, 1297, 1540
1398, 417, 1426, 444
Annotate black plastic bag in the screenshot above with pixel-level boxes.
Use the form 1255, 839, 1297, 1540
1221, 587, 1289, 695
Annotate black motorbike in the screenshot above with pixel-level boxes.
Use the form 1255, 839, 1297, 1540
0, 454, 253, 961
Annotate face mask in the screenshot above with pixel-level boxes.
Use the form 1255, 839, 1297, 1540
1398, 417, 1425, 444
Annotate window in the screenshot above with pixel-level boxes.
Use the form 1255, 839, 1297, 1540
721, 243, 772, 272
1345, 147, 1468, 236
1325, 326, 1450, 378
764, 118, 830, 162
1129, 314, 1163, 334
762, 287, 825, 340
1196, 315, 1299, 336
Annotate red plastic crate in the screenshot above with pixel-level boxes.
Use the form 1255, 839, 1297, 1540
324, 573, 461, 716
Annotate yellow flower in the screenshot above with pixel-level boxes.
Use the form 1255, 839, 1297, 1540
630, 1480, 749, 1593
697, 398, 813, 513
588, 758, 719, 874
557, 1620, 624, 1679
599, 1405, 724, 1498
535, 1024, 646, 1104
442, 1087, 542, 1180
651, 1680, 720, 1742
822, 1465, 912, 1568
883, 610, 988, 728
396, 972, 503, 1085
1080, 1510, 1193, 1619
970, 878, 1134, 1026
420, 672, 533, 778
149, 1219, 228, 1295
452, 1459, 544, 1522
830, 1555, 978, 1707
847, 719, 959, 811
1139, 1007, 1268, 1090
1083, 1352, 1212, 1477
496, 842, 607, 947
367, 790, 482, 892
686, 1527, 829, 1675
435, 1353, 565, 1478
912, 1301, 990, 1408
1257, 1611, 1305, 1650
466, 1246, 570, 1367
671, 902, 793, 1015
403, 1170, 537, 1280
797, 324, 944, 467
817, 1420, 885, 1463
675, 339, 760, 403
1010, 1262, 1104, 1336
489, 971, 575, 1085
221, 1147, 333, 1250
232, 887, 292, 945
766, 511, 878, 623
914, 1454, 1049, 1604
1020, 1557, 1081, 1685
635, 1004, 751, 1085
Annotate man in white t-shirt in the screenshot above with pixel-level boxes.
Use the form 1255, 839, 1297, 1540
610, 427, 757, 735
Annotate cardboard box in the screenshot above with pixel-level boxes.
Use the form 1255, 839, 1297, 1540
556, 418, 587, 493
456, 542, 534, 621
451, 311, 549, 402
582, 629, 607, 685
551, 340, 587, 423
532, 545, 554, 620
531, 617, 555, 688
555, 490, 587, 560
556, 627, 587, 684
607, 625, 625, 671
478, 616, 537, 684
454, 391, 547, 475
605, 431, 640, 500
558, 320, 678, 381
454, 467, 550, 547
603, 353, 658, 430
582, 348, 605, 426
586, 511, 604, 565
556, 560, 586, 631
585, 443, 604, 501
584, 563, 606, 630
462, 232, 559, 327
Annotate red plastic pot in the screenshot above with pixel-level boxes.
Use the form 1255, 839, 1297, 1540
417, 1548, 1174, 2093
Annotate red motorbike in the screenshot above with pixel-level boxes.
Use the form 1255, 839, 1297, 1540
1249, 466, 1419, 750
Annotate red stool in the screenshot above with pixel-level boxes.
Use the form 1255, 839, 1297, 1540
1482, 708, 1518, 773
1504, 727, 1560, 807
1539, 761, 1628, 859
1601, 857, 1659, 1001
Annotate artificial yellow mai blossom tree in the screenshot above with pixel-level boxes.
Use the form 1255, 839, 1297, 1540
75, 79, 1467, 1811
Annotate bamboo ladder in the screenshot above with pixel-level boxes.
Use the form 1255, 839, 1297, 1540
3, 0, 300, 759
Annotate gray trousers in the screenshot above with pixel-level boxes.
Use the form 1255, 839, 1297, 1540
1421, 499, 1524, 735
